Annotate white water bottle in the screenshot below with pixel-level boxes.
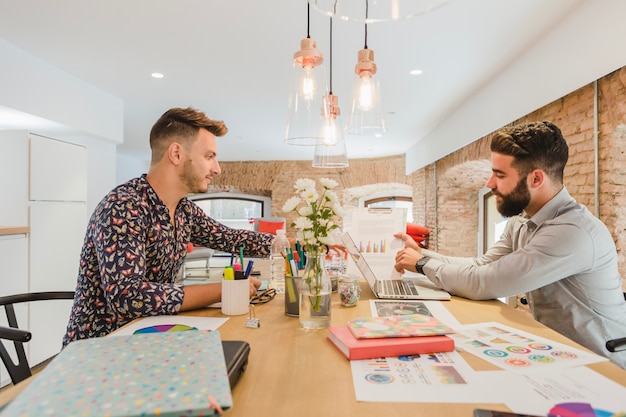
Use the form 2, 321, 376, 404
270, 229, 290, 293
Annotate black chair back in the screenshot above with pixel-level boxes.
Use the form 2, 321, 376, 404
0, 291, 74, 384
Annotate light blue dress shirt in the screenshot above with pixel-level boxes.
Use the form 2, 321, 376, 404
423, 187, 626, 368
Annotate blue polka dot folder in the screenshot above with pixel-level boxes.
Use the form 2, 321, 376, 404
2, 329, 232, 416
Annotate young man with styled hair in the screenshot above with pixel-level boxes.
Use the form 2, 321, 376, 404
63, 107, 272, 346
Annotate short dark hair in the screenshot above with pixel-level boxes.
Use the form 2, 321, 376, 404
490, 121, 568, 183
149, 107, 228, 162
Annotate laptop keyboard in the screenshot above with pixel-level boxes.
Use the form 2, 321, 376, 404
379, 279, 419, 296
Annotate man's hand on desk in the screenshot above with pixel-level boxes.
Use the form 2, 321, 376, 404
249, 277, 262, 297
180, 277, 262, 311
393, 232, 424, 273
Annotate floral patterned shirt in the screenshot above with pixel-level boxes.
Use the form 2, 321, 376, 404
63, 175, 273, 346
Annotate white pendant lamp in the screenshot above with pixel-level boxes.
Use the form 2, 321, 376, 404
285, 2, 329, 146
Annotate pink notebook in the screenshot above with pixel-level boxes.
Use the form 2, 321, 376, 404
348, 314, 455, 339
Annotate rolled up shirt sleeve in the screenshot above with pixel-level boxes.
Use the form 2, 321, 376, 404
421, 218, 595, 300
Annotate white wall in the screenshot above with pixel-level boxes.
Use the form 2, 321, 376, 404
81, 136, 118, 214
406, 0, 626, 173
0, 38, 123, 143
116, 153, 150, 185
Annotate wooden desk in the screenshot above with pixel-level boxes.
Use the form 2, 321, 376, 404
2, 281, 625, 416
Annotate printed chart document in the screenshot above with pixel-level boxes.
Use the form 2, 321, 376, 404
369, 299, 461, 328
351, 350, 501, 403
450, 322, 608, 372
110, 315, 228, 336
349, 207, 407, 280
496, 366, 626, 416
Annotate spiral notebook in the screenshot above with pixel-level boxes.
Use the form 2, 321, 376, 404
2, 330, 233, 416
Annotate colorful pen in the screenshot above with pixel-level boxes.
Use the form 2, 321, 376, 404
245, 260, 254, 277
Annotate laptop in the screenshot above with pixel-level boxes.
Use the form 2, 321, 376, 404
341, 232, 451, 301
222, 340, 250, 388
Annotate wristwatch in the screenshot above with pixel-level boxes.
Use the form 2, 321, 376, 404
415, 256, 431, 275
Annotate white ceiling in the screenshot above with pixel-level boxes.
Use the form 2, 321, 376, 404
0, 0, 618, 166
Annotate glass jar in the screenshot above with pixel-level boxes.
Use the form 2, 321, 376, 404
338, 274, 360, 307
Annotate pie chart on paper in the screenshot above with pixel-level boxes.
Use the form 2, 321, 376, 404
548, 402, 612, 417
133, 324, 198, 334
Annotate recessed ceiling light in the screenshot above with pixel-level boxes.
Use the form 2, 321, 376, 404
151, 72, 164, 79
410, 69, 423, 76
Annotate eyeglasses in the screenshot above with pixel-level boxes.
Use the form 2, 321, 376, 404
250, 288, 276, 305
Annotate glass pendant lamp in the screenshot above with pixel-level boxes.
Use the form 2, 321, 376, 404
313, 16, 348, 168
285, 2, 329, 146
345, 0, 386, 136
313, 94, 349, 168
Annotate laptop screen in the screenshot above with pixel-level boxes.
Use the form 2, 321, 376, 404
341, 232, 382, 290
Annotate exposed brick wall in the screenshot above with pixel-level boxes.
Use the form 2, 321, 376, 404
208, 155, 410, 236
598, 69, 626, 274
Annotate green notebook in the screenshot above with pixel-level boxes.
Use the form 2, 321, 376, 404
2, 330, 232, 416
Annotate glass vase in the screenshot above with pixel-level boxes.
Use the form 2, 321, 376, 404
299, 250, 332, 329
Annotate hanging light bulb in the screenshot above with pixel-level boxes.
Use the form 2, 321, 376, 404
285, 2, 328, 146
313, 17, 348, 168
294, 38, 322, 101
353, 49, 378, 111
314, 94, 348, 168
345, 1, 386, 136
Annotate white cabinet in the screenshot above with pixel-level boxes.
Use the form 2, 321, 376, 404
29, 134, 87, 202
0, 131, 29, 225
27, 135, 86, 366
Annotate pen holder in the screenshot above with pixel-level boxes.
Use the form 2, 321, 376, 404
221, 278, 250, 316
284, 275, 301, 317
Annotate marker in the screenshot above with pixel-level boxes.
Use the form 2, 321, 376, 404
224, 266, 234, 280
245, 260, 254, 278
239, 247, 244, 266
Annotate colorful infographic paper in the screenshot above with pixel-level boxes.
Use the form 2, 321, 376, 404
350, 350, 500, 403
451, 322, 607, 373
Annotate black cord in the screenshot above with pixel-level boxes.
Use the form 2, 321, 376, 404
307, 1, 311, 39
364, 0, 369, 49
329, 17, 333, 94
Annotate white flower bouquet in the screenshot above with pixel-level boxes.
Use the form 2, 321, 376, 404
282, 177, 343, 253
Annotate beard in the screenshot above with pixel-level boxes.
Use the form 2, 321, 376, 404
180, 159, 209, 194
494, 177, 530, 217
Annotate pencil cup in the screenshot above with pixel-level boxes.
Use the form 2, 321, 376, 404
221, 278, 250, 315
284, 276, 301, 317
